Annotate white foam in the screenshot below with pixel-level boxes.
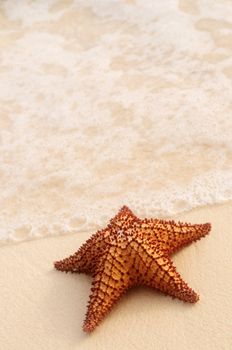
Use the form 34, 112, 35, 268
1, 0, 232, 244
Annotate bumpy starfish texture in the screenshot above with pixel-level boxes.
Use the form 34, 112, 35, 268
54, 206, 211, 332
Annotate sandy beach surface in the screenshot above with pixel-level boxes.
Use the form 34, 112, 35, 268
1, 1, 232, 349
1, 202, 232, 350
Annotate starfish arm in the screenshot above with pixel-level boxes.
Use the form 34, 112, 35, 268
142, 219, 211, 254
54, 231, 107, 274
83, 251, 130, 332
110, 205, 140, 229
143, 254, 199, 303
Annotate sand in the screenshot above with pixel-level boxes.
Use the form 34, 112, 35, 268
1, 1, 232, 349
1, 202, 231, 350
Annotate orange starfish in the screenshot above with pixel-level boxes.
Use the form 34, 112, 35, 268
54, 206, 211, 332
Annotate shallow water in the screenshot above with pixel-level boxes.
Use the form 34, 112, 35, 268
0, 0, 232, 243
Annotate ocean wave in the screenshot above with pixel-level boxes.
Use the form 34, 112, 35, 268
1, 0, 232, 244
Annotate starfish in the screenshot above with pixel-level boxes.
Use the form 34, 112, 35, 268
54, 206, 211, 332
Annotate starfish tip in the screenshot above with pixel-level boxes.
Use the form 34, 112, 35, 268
54, 260, 60, 269
119, 205, 132, 213
83, 323, 95, 333
201, 222, 211, 237
54, 259, 69, 272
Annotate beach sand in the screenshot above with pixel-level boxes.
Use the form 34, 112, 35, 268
1, 202, 231, 350
1, 1, 232, 349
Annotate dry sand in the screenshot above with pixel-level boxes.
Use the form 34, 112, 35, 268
1, 1, 232, 349
1, 202, 231, 350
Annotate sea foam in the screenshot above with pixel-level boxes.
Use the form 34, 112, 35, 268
0, 0, 232, 243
